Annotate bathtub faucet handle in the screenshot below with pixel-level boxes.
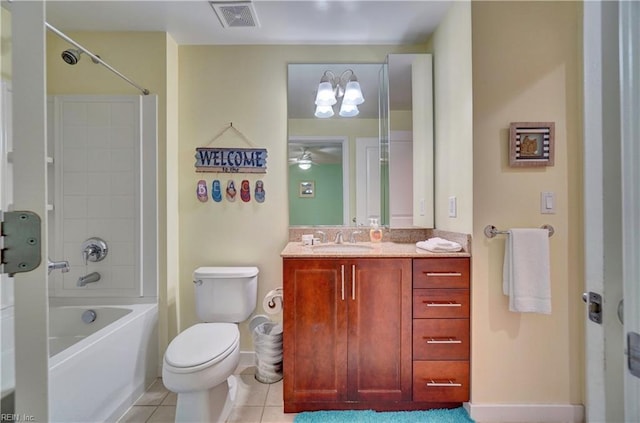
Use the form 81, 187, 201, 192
81, 237, 108, 265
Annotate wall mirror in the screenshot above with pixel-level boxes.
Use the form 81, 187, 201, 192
287, 58, 433, 228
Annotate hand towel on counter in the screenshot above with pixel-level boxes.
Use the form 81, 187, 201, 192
502, 228, 551, 314
416, 237, 462, 252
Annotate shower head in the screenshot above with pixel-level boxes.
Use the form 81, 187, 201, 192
61, 48, 82, 65
61, 48, 100, 65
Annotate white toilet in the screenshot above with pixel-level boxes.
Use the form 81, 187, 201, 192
162, 266, 258, 423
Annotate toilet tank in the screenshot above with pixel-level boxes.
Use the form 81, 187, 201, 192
193, 266, 258, 323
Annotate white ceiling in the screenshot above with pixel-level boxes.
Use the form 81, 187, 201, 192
44, 1, 453, 46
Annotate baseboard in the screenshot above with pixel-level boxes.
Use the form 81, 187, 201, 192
464, 402, 584, 422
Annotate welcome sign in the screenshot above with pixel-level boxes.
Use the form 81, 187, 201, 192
195, 147, 268, 173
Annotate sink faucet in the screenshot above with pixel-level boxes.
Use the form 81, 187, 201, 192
77, 272, 101, 287
334, 231, 344, 244
315, 230, 327, 243
349, 231, 363, 243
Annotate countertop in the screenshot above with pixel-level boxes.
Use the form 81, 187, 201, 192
280, 241, 471, 258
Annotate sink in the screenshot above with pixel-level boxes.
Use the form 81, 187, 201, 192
311, 243, 374, 254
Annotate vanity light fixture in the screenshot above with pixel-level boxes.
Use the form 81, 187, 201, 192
314, 69, 364, 118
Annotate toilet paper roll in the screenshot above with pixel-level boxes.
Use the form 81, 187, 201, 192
263, 288, 283, 314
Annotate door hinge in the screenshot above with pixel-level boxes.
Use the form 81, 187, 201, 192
0, 210, 42, 276
628, 332, 640, 379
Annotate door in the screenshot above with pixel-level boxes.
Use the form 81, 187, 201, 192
355, 137, 380, 226
3, 2, 50, 420
583, 1, 639, 421
619, 0, 640, 419
283, 259, 348, 409
388, 131, 413, 227
348, 258, 412, 402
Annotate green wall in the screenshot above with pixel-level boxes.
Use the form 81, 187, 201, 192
289, 163, 343, 225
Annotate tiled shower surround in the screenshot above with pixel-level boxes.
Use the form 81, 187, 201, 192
50, 97, 141, 296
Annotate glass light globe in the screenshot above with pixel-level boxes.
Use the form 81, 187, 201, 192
315, 104, 334, 118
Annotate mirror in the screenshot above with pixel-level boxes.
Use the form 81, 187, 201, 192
287, 58, 433, 228
382, 54, 434, 228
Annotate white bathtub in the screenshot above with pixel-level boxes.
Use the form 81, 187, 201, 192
49, 303, 158, 423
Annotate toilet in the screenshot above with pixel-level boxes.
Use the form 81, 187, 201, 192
162, 266, 258, 423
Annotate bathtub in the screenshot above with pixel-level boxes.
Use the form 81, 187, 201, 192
49, 303, 158, 423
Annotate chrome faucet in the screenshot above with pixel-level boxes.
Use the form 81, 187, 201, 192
334, 231, 344, 244
349, 231, 363, 243
315, 230, 327, 243
77, 272, 101, 287
81, 238, 108, 265
48, 259, 70, 274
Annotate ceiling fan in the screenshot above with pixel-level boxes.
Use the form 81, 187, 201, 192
288, 149, 316, 170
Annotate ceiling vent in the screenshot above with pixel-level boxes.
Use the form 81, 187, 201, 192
209, 1, 260, 28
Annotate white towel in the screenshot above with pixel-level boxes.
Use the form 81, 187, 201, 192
416, 237, 462, 253
502, 228, 551, 314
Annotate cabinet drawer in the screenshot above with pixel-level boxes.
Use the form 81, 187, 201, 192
413, 289, 469, 318
413, 258, 470, 289
413, 361, 469, 402
413, 319, 469, 360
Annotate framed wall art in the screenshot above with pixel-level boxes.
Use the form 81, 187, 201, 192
299, 181, 315, 198
509, 122, 555, 167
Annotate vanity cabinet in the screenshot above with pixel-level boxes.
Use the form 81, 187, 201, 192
412, 258, 470, 403
283, 258, 412, 412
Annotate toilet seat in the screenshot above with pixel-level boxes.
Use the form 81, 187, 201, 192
164, 323, 239, 372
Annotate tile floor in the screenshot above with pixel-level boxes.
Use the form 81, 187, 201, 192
117, 363, 296, 423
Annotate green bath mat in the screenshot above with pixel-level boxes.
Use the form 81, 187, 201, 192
294, 407, 475, 423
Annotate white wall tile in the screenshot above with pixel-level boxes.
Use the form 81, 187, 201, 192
111, 266, 136, 289
109, 219, 135, 243
62, 103, 87, 125
63, 242, 84, 267
87, 196, 113, 218
86, 150, 112, 172
54, 96, 143, 298
63, 196, 88, 218
111, 172, 135, 195
62, 173, 88, 196
88, 127, 111, 149
89, 173, 112, 196
61, 125, 89, 149
111, 196, 134, 218
111, 103, 135, 125
62, 148, 88, 172
86, 219, 111, 236
111, 127, 136, 149
87, 103, 111, 126
63, 219, 88, 242
109, 242, 135, 266
111, 149, 135, 171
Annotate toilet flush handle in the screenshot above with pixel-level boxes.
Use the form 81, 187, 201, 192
193, 279, 203, 286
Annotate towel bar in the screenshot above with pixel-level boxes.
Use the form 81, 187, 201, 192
484, 224, 554, 238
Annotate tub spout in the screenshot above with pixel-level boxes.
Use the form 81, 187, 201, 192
77, 272, 101, 287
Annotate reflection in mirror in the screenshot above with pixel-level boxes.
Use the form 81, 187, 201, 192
287, 60, 433, 228
288, 137, 348, 225
288, 64, 381, 227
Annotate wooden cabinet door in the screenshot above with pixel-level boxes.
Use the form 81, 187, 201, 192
347, 258, 413, 402
283, 259, 348, 406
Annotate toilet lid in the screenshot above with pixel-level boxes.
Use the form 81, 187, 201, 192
165, 323, 239, 368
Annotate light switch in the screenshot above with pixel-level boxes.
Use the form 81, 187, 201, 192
541, 192, 555, 214
448, 196, 457, 218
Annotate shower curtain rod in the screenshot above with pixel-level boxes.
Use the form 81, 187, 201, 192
45, 22, 150, 96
